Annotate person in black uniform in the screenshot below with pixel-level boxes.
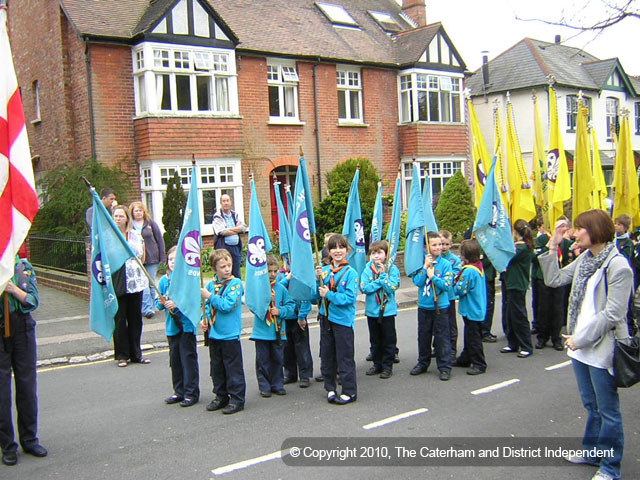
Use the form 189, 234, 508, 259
0, 255, 47, 466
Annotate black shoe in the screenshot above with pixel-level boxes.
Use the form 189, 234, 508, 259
299, 378, 310, 388
366, 366, 383, 376
283, 376, 296, 385
453, 359, 470, 368
365, 353, 373, 361
439, 370, 451, 381
393, 353, 400, 364
260, 390, 272, 398
379, 370, 392, 379
466, 368, 485, 376
272, 388, 287, 396
410, 364, 427, 376
23, 444, 47, 457
164, 394, 183, 405
531, 328, 539, 335
535, 341, 546, 349
334, 394, 357, 405
315, 375, 324, 382
2, 451, 17, 466
179, 398, 198, 407
553, 343, 564, 351
482, 335, 497, 343
206, 397, 229, 411
222, 404, 244, 415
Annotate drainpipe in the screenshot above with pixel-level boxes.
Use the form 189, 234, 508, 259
84, 37, 97, 161
312, 61, 322, 201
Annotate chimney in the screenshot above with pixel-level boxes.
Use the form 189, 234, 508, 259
481, 52, 490, 88
554, 34, 561, 44
401, 0, 427, 27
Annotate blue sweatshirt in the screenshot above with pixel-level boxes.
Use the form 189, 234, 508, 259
360, 260, 400, 317
250, 282, 296, 341
314, 264, 358, 328
454, 264, 487, 321
156, 273, 196, 335
411, 255, 453, 310
441, 250, 462, 300
204, 277, 244, 340
278, 276, 312, 322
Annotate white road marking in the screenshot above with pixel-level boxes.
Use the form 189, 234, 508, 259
211, 450, 284, 476
362, 407, 429, 430
471, 379, 520, 395
545, 360, 571, 371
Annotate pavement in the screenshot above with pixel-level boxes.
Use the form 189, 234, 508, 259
32, 275, 421, 367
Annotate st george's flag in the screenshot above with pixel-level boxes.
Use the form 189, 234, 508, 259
0, 8, 39, 291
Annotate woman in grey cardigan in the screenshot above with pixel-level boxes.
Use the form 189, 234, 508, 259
540, 209, 632, 480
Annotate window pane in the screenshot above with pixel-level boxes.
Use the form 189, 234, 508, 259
440, 92, 451, 122
338, 90, 347, 119
283, 86, 295, 117
432, 178, 442, 196
176, 75, 192, 110
349, 91, 360, 120
418, 91, 428, 121
452, 94, 461, 122
215, 77, 229, 112
137, 75, 146, 112
269, 85, 280, 116
429, 91, 439, 121
159, 74, 171, 110
401, 91, 412, 122
203, 190, 216, 224
197, 76, 212, 111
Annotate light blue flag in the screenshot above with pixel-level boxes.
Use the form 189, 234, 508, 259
422, 175, 438, 232
370, 182, 383, 243
274, 180, 292, 266
342, 169, 366, 275
473, 156, 515, 273
299, 157, 316, 235
385, 176, 402, 266
167, 165, 202, 329
286, 184, 294, 226
404, 163, 426, 276
89, 189, 136, 341
245, 179, 273, 319
289, 158, 316, 301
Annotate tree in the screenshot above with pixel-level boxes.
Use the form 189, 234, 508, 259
162, 171, 186, 249
435, 171, 475, 242
32, 158, 132, 237
518, 1, 638, 32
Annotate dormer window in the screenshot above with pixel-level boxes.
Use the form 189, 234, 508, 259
368, 11, 402, 33
316, 3, 358, 28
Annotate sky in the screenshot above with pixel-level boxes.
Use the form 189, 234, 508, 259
426, 0, 639, 77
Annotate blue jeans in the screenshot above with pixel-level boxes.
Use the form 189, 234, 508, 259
572, 359, 623, 479
141, 263, 159, 315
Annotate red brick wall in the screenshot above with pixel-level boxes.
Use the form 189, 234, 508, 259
398, 123, 469, 158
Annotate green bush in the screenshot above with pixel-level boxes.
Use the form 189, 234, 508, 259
435, 171, 475, 242
32, 158, 132, 237
162, 171, 186, 249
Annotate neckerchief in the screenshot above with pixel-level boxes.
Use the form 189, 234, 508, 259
266, 280, 276, 327
370, 262, 385, 306
210, 276, 232, 325
329, 260, 349, 292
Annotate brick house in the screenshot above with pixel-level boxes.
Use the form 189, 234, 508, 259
9, 0, 470, 238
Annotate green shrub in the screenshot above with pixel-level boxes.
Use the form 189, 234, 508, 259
162, 171, 186, 249
434, 171, 475, 242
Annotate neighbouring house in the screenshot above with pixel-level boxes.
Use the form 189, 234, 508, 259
9, 0, 470, 240
466, 36, 640, 200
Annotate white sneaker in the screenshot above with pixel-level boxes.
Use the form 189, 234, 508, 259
564, 453, 597, 465
592, 470, 616, 480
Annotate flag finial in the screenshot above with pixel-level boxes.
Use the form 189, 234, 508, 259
299, 145, 304, 157
191, 153, 196, 166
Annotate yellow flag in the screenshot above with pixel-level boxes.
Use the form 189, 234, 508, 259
468, 99, 491, 209
590, 126, 607, 210
532, 95, 549, 228
505, 101, 536, 222
493, 107, 510, 216
547, 86, 571, 226
612, 115, 640, 227
572, 103, 594, 218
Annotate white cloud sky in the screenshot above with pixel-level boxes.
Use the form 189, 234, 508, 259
426, 0, 639, 76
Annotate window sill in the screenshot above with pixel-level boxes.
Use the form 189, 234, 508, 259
30, 118, 42, 125
337, 121, 369, 128
397, 121, 465, 126
133, 113, 243, 120
267, 119, 306, 126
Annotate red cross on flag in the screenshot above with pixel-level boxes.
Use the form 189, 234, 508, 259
0, 7, 39, 291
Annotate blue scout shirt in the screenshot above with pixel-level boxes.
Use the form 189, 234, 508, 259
441, 250, 462, 300
278, 276, 312, 321
359, 260, 400, 317
203, 277, 243, 340
250, 282, 296, 341
156, 273, 196, 336
454, 264, 487, 321
411, 255, 453, 310
314, 264, 358, 328
0, 258, 38, 321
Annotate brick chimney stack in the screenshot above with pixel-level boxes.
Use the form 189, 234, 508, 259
402, 0, 427, 27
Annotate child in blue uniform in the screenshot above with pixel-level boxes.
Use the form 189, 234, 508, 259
360, 240, 400, 379
201, 249, 245, 414
410, 231, 454, 381
251, 255, 295, 397
453, 239, 487, 375
157, 246, 200, 407
315, 234, 359, 405
440, 230, 462, 362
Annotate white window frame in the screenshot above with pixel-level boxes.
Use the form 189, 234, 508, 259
605, 96, 619, 140
267, 59, 302, 124
397, 69, 464, 124
337, 66, 363, 124
139, 159, 244, 236
31, 80, 41, 123
132, 41, 239, 117
400, 158, 465, 208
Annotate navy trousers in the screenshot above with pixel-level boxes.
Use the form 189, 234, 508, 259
417, 307, 452, 372
481, 277, 495, 337
534, 279, 565, 346
113, 292, 144, 362
319, 316, 357, 396
283, 320, 313, 381
254, 340, 285, 392
505, 289, 533, 353
457, 317, 487, 372
209, 339, 246, 406
366, 315, 396, 371
0, 314, 39, 453
224, 244, 243, 280
168, 331, 200, 401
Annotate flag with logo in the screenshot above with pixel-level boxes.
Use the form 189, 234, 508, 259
167, 165, 202, 329
385, 175, 402, 267
89, 189, 137, 340
468, 99, 491, 209
422, 174, 438, 233
370, 182, 383, 243
505, 101, 536, 222
572, 103, 594, 219
342, 169, 366, 275
273, 180, 292, 266
0, 8, 40, 291
404, 163, 426, 276
532, 95, 550, 228
613, 115, 640, 227
245, 178, 273, 319
547, 86, 571, 227
289, 157, 316, 301
473, 156, 515, 273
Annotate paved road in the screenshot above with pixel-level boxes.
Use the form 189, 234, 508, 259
6, 307, 640, 479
